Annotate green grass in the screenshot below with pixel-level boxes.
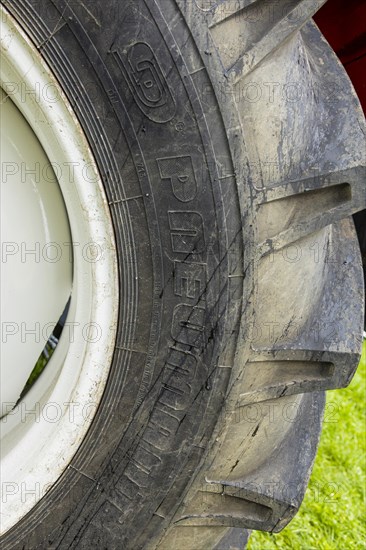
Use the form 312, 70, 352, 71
248, 339, 366, 550
18, 344, 54, 400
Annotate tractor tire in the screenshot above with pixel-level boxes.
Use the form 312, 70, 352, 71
1, 1, 365, 549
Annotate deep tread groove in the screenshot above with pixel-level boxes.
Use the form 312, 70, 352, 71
209, 0, 327, 80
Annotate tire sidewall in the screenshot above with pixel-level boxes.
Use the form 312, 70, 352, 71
1, 1, 242, 547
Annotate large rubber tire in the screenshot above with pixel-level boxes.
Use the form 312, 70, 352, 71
1, 1, 365, 549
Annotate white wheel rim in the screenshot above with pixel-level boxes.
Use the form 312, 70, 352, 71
0, 6, 118, 534
1, 87, 73, 408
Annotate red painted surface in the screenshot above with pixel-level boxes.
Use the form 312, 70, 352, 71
314, 0, 366, 113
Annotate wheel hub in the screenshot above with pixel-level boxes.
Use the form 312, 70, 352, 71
1, 89, 72, 412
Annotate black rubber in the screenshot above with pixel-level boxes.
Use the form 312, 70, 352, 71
1, 1, 365, 549
2, 2, 241, 548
